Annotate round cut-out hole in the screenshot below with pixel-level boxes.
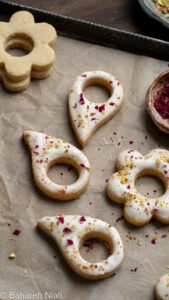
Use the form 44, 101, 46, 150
48, 163, 78, 185
7, 47, 29, 57
83, 84, 111, 103
5, 33, 34, 57
80, 238, 110, 263
135, 175, 165, 198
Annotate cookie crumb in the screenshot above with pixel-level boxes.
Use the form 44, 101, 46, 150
9, 253, 16, 259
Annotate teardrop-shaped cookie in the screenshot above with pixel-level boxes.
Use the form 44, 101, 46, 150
23, 131, 90, 200
68, 71, 124, 147
37, 215, 124, 280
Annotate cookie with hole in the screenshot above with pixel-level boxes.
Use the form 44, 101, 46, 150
68, 71, 124, 147
37, 215, 124, 280
0, 10, 56, 91
23, 130, 90, 201
106, 149, 169, 226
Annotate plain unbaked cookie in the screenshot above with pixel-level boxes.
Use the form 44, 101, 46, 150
0, 10, 57, 91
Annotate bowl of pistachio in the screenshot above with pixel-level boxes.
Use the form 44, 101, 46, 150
138, 0, 169, 29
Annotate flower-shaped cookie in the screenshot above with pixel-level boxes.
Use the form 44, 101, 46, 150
0, 10, 56, 90
106, 149, 169, 226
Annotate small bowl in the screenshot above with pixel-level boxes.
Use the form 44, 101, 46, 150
138, 0, 169, 30
146, 70, 169, 133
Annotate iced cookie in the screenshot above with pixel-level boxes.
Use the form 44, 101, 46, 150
68, 71, 124, 147
106, 149, 169, 226
23, 131, 90, 200
0, 10, 56, 91
155, 274, 169, 300
38, 215, 124, 280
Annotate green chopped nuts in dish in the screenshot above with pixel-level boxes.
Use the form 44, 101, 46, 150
153, 0, 169, 17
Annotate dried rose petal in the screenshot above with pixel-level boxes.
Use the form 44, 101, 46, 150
131, 267, 137, 272
80, 163, 85, 168
80, 216, 86, 222
67, 239, 73, 245
63, 228, 72, 233
79, 93, 85, 105
73, 103, 77, 109
154, 83, 169, 119
58, 217, 64, 224
13, 229, 21, 236
161, 234, 167, 238
83, 240, 93, 250
116, 216, 124, 222
152, 208, 159, 215
99, 105, 105, 112
33, 151, 39, 155
128, 150, 134, 153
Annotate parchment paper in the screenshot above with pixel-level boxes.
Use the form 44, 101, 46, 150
1, 35, 169, 300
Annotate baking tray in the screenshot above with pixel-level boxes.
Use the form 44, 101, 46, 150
0, 0, 169, 61
0, 2, 168, 300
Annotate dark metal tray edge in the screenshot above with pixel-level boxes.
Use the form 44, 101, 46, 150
0, 0, 169, 61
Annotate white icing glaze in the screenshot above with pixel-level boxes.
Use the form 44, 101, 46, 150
38, 215, 124, 280
69, 71, 123, 147
106, 149, 169, 226
155, 274, 169, 300
23, 131, 90, 200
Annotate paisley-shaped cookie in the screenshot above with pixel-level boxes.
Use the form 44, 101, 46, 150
68, 71, 124, 147
38, 215, 124, 280
23, 131, 90, 200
